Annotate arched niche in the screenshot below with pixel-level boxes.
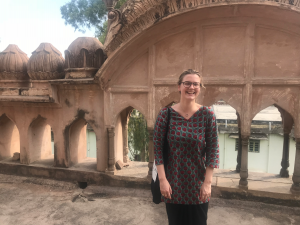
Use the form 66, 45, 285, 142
28, 116, 52, 163
65, 118, 98, 167
114, 106, 133, 164
68, 118, 87, 165
0, 114, 20, 160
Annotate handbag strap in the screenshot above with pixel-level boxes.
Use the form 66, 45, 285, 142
163, 107, 171, 170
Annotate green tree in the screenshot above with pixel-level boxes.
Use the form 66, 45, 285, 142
60, 0, 127, 43
128, 110, 149, 162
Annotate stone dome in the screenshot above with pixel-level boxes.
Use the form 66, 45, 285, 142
27, 43, 65, 80
0, 44, 29, 80
64, 37, 106, 79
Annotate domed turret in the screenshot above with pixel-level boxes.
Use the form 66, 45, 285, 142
64, 37, 106, 79
27, 43, 65, 80
0, 44, 29, 80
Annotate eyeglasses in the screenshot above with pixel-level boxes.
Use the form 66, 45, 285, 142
181, 81, 201, 88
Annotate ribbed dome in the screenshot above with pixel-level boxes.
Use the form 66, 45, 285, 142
0, 44, 29, 80
65, 37, 105, 70
27, 43, 65, 80
67, 37, 104, 57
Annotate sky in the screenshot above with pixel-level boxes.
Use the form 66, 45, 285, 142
0, 0, 96, 58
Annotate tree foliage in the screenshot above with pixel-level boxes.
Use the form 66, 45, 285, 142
128, 110, 149, 162
60, 0, 127, 43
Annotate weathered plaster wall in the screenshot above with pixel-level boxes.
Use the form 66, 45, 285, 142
0, 83, 106, 171
98, 6, 300, 138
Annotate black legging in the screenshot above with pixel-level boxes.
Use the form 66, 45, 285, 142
166, 203, 209, 225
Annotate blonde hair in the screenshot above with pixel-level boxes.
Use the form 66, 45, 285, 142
177, 69, 205, 88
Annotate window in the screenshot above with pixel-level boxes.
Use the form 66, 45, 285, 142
235, 139, 239, 151
235, 139, 260, 153
249, 140, 260, 153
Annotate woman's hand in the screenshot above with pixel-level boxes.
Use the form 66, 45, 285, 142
160, 178, 172, 199
200, 181, 211, 202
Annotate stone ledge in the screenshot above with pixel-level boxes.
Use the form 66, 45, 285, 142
0, 162, 149, 190
0, 161, 299, 207
0, 95, 52, 102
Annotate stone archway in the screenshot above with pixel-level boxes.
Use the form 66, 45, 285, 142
97, 4, 300, 189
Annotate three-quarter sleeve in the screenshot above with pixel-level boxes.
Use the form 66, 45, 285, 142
154, 107, 168, 166
204, 107, 220, 168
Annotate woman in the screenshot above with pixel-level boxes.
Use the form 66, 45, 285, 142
154, 69, 219, 225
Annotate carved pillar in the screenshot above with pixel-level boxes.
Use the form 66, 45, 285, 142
291, 138, 300, 192
278, 109, 293, 177
236, 112, 242, 173
236, 128, 242, 173
239, 136, 249, 188
280, 132, 290, 177
147, 128, 154, 179
123, 123, 129, 163
107, 127, 115, 173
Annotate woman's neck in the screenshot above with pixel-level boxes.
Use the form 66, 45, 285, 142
178, 99, 197, 112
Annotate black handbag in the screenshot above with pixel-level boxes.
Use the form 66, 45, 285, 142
151, 107, 171, 204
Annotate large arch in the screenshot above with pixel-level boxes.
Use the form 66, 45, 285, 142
97, 3, 300, 187
98, 5, 300, 135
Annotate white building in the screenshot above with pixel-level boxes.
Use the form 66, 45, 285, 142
214, 104, 296, 174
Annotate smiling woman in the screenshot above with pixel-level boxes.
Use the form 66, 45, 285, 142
153, 69, 219, 225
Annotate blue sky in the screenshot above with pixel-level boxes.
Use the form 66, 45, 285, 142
0, 0, 96, 57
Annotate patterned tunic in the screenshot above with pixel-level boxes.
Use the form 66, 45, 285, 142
154, 106, 219, 205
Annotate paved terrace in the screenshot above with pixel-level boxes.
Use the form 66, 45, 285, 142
0, 159, 299, 207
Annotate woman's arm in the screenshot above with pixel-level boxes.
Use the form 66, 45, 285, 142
157, 165, 172, 199
200, 167, 214, 202
200, 107, 219, 202
153, 108, 172, 199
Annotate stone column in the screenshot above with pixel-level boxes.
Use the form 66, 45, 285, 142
236, 127, 242, 173
279, 110, 293, 178
239, 136, 249, 188
147, 128, 154, 179
280, 132, 290, 177
291, 138, 300, 192
236, 112, 242, 172
123, 123, 129, 163
107, 127, 115, 174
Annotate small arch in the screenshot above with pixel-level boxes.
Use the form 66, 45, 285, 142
0, 114, 20, 161
28, 116, 53, 164
114, 106, 149, 176
114, 103, 146, 126
211, 100, 239, 170
251, 102, 295, 123
128, 109, 149, 162
249, 105, 296, 175
65, 118, 98, 169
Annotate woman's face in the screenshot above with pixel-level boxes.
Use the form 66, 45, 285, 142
178, 74, 201, 101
